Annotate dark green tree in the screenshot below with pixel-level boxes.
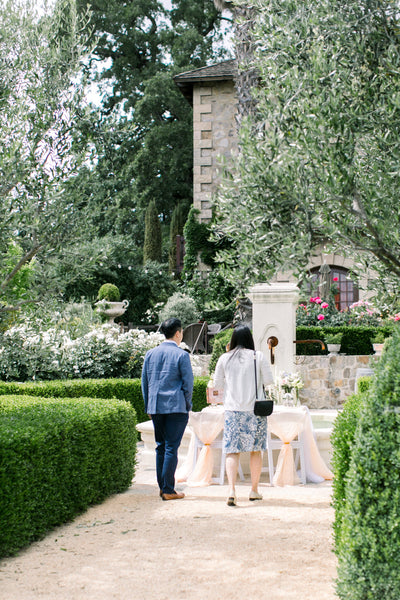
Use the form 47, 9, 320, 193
168, 203, 187, 274
74, 0, 231, 223
143, 200, 162, 264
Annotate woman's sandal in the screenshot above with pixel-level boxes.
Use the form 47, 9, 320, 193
249, 491, 263, 501
227, 495, 237, 506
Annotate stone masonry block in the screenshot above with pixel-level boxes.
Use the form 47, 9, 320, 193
194, 121, 212, 132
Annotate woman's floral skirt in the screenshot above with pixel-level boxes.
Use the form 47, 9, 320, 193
223, 410, 268, 453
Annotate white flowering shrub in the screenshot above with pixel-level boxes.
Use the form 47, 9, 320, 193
0, 321, 164, 382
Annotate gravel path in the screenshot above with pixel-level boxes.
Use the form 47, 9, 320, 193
0, 445, 337, 600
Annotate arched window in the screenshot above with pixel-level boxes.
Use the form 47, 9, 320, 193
308, 266, 359, 311
330, 267, 359, 311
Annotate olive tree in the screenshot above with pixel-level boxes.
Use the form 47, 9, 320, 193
0, 0, 93, 313
213, 0, 400, 298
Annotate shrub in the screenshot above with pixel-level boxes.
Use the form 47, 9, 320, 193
324, 332, 343, 344
158, 292, 199, 328
295, 325, 394, 355
97, 283, 120, 302
0, 395, 136, 558
0, 323, 164, 381
0, 377, 209, 425
331, 390, 369, 551
208, 328, 233, 374
357, 376, 373, 394
336, 325, 400, 598
191, 376, 209, 412
143, 199, 162, 264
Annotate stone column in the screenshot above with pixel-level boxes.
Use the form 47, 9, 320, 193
248, 282, 300, 376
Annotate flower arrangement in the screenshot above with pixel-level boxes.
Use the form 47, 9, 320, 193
268, 371, 304, 406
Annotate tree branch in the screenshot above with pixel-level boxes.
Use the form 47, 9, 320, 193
0, 244, 43, 294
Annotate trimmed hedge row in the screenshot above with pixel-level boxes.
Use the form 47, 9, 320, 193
0, 395, 137, 558
0, 377, 210, 423
335, 327, 400, 597
331, 389, 369, 551
296, 325, 393, 355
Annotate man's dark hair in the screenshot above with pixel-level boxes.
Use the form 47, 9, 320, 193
160, 317, 182, 339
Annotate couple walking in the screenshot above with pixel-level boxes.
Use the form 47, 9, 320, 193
141, 318, 274, 505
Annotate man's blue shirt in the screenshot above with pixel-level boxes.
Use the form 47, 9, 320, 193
141, 341, 194, 414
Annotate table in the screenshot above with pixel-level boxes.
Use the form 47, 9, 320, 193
176, 405, 333, 487
268, 406, 333, 486
176, 405, 225, 486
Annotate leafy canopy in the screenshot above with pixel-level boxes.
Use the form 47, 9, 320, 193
214, 0, 400, 297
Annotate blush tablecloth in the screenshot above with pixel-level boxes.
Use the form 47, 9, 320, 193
176, 405, 333, 486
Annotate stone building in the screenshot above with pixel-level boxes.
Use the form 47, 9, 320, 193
174, 59, 238, 224
174, 60, 371, 308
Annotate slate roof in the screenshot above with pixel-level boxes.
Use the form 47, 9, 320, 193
174, 59, 237, 104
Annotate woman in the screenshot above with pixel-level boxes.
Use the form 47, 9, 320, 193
214, 325, 274, 506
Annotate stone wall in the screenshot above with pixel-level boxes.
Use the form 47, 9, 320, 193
193, 80, 237, 223
296, 355, 376, 409
190, 353, 377, 409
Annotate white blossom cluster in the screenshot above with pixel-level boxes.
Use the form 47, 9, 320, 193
0, 322, 164, 381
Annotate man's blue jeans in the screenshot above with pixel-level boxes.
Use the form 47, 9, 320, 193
151, 413, 189, 494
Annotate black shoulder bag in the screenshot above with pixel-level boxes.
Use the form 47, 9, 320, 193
253, 351, 274, 417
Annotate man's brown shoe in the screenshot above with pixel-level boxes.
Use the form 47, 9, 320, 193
161, 492, 185, 501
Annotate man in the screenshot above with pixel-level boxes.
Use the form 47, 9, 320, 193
141, 317, 193, 501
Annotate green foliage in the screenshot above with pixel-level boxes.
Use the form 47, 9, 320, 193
0, 376, 209, 428
0, 395, 136, 558
214, 0, 400, 296
191, 376, 209, 412
295, 325, 394, 355
0, 379, 147, 424
68, 0, 230, 268
324, 332, 343, 344
97, 283, 120, 302
168, 203, 187, 273
372, 330, 386, 344
0, 322, 164, 382
297, 297, 384, 327
143, 200, 162, 264
182, 208, 207, 276
357, 376, 373, 394
331, 390, 369, 552
208, 328, 233, 374
158, 292, 199, 328
0, 0, 95, 313
336, 326, 400, 598
202, 301, 235, 325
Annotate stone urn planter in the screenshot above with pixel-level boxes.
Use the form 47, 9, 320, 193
327, 343, 341, 355
373, 343, 384, 356
96, 299, 129, 325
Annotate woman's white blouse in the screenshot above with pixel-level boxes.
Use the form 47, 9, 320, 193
213, 348, 274, 412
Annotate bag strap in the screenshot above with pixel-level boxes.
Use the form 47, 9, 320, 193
253, 351, 258, 400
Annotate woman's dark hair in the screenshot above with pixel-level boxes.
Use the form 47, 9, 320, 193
229, 325, 255, 351
160, 317, 182, 339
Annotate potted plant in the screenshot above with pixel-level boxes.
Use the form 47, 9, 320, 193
325, 332, 343, 355
371, 331, 386, 355
95, 283, 129, 325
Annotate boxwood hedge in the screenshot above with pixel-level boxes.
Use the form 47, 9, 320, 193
296, 325, 393, 355
0, 395, 136, 558
0, 377, 209, 423
331, 389, 369, 551
336, 326, 400, 598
